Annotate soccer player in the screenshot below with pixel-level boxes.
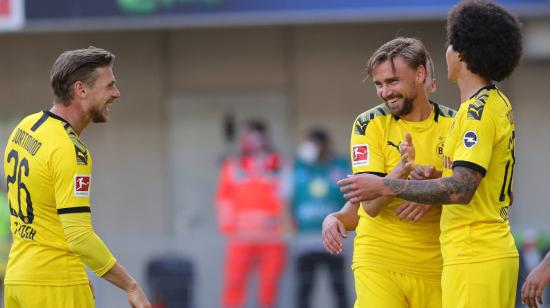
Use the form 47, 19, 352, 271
522, 251, 550, 308
338, 1, 522, 307
322, 46, 441, 255
3, 47, 151, 308
324, 37, 455, 308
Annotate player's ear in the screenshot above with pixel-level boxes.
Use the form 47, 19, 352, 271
416, 65, 427, 84
73, 81, 87, 98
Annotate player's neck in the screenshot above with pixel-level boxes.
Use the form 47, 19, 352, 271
401, 96, 432, 122
456, 71, 491, 103
50, 102, 91, 135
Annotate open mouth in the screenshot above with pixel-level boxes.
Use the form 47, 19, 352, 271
386, 97, 401, 105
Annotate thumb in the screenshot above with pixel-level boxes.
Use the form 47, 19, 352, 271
405, 132, 413, 145
337, 222, 348, 238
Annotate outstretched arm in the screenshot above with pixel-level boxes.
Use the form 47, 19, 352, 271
339, 166, 482, 205
522, 251, 550, 308
339, 132, 481, 206
60, 213, 151, 308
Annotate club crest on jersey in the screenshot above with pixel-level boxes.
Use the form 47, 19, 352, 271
352, 144, 369, 167
463, 131, 478, 149
74, 175, 91, 197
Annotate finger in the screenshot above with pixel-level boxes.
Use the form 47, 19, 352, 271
337, 177, 353, 187
323, 227, 339, 251
424, 165, 435, 177
337, 222, 348, 239
410, 169, 422, 180
323, 232, 340, 254
536, 286, 543, 305
397, 203, 416, 220
529, 284, 538, 308
521, 281, 531, 307
413, 208, 427, 222
395, 202, 411, 216
326, 226, 343, 252
407, 206, 423, 222
405, 132, 412, 145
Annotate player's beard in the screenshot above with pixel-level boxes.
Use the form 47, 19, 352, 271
90, 102, 109, 123
386, 85, 416, 117
396, 98, 413, 117
385, 96, 414, 117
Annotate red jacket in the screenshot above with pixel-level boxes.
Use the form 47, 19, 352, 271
216, 153, 285, 241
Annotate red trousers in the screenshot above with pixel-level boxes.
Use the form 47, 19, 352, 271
221, 241, 286, 308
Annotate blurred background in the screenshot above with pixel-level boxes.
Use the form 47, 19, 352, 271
1, 0, 550, 307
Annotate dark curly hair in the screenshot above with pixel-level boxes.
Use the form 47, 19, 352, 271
447, 0, 522, 82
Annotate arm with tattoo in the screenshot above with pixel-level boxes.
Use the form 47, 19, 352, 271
339, 166, 482, 205
383, 166, 482, 205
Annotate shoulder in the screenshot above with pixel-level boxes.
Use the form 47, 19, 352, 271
463, 85, 508, 121
433, 102, 457, 119
353, 103, 391, 135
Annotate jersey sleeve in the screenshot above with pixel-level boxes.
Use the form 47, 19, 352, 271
51, 142, 92, 213
60, 212, 116, 276
451, 106, 496, 177
350, 115, 385, 176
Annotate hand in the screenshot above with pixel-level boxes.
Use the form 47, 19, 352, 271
521, 260, 550, 308
399, 133, 415, 173
127, 284, 152, 308
322, 215, 348, 255
338, 174, 388, 204
410, 165, 442, 180
395, 202, 432, 223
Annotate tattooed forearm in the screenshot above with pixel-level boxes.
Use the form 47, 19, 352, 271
382, 166, 482, 205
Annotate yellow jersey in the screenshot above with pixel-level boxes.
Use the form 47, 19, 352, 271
441, 84, 518, 265
4, 110, 92, 286
350, 102, 455, 281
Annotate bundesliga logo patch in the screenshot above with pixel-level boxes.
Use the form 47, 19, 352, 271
352, 144, 369, 167
74, 175, 91, 197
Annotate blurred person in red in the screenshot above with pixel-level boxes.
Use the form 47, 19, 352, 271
216, 120, 287, 308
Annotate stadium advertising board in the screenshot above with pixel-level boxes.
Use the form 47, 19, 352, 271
23, 0, 550, 30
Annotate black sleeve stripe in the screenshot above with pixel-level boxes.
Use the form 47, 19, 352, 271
31, 112, 50, 132
57, 207, 91, 214
355, 171, 386, 177
452, 160, 487, 177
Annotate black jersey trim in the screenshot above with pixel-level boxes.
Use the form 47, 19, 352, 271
432, 101, 440, 122
452, 160, 487, 177
31, 112, 49, 132
469, 84, 496, 99
43, 110, 75, 129
57, 206, 91, 214
355, 171, 386, 177
495, 89, 510, 107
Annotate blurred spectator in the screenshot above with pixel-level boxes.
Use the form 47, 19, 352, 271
215, 120, 287, 308
290, 129, 349, 308
0, 189, 10, 297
